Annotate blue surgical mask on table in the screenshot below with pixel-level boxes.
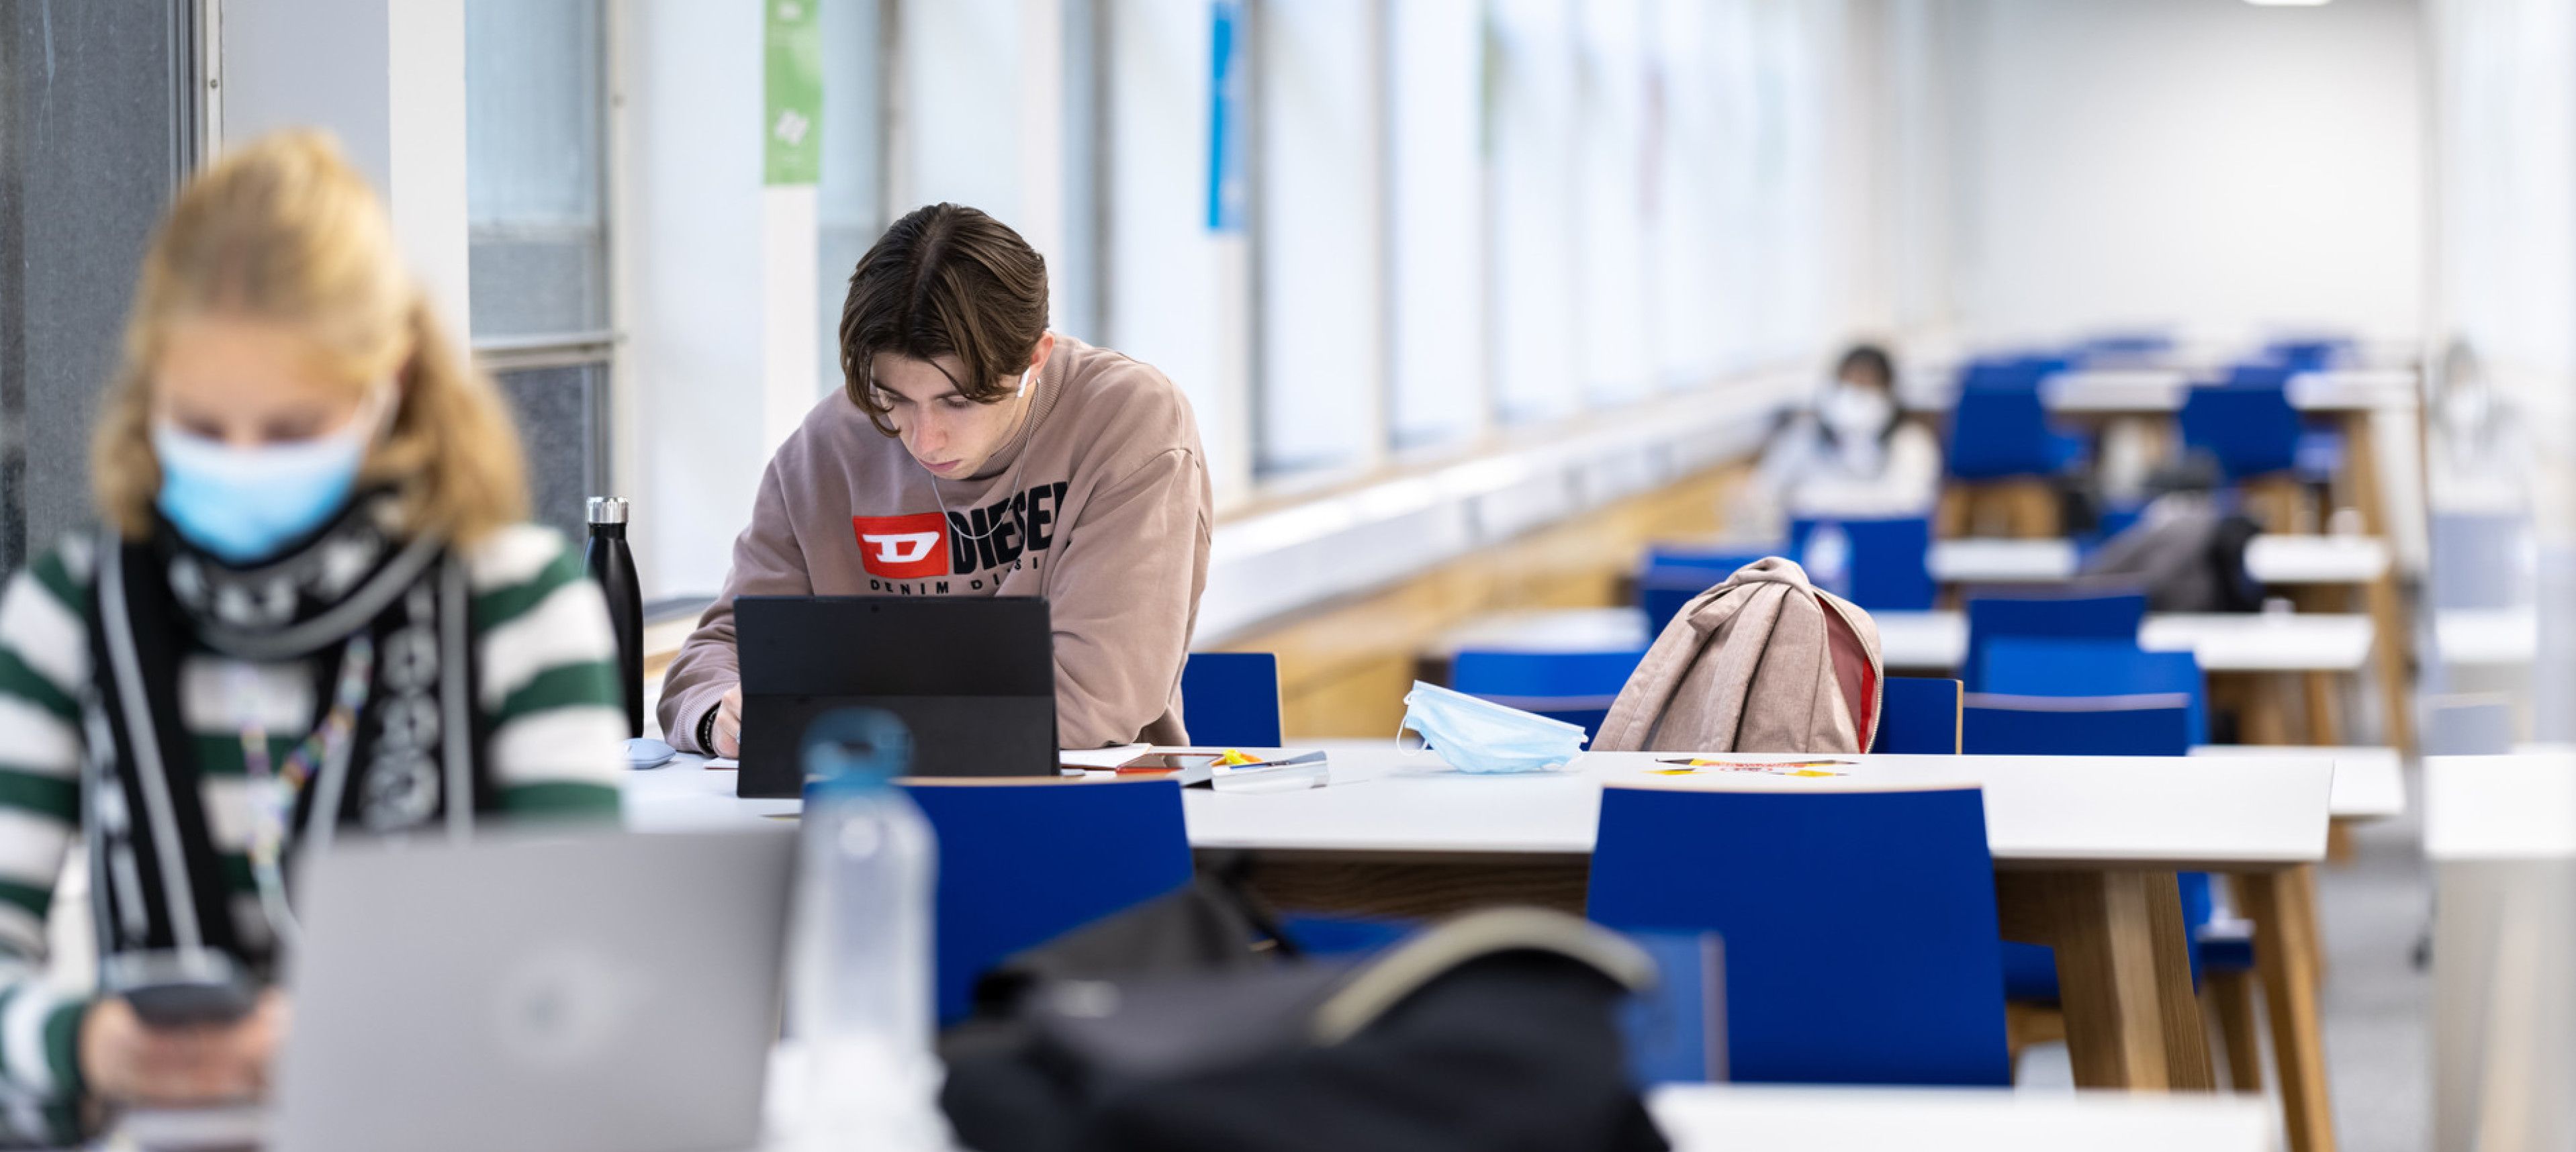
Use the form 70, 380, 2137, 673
1398, 681, 1590, 775
153, 387, 389, 565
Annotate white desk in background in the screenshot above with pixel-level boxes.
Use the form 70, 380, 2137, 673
2431, 607, 2540, 669
2191, 744, 2405, 824
1646, 1085, 2275, 1152
1928, 535, 2392, 588
2424, 753, 2576, 1152
1900, 368, 2419, 417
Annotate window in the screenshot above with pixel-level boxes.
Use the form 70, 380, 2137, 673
0, 3, 202, 572
1574, 0, 1653, 405
1485, 0, 1581, 426
1385, 0, 1487, 449
464, 0, 612, 540
818, 0, 888, 393
1254, 0, 1381, 477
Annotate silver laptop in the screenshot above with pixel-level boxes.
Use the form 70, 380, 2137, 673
263, 828, 794, 1152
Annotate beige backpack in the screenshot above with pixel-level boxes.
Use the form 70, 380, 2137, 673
1595, 556, 1884, 753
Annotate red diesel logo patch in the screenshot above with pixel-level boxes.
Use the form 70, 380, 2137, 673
853, 512, 951, 579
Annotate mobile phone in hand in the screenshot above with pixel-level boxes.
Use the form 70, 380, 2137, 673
102, 950, 257, 1029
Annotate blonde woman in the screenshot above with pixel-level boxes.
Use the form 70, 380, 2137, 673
0, 131, 625, 1135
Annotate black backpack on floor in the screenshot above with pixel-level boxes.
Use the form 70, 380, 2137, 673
937, 884, 1671, 1152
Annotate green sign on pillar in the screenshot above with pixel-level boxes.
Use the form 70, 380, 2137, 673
765, 0, 823, 186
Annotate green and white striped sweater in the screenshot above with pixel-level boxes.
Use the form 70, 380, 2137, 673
0, 524, 625, 1143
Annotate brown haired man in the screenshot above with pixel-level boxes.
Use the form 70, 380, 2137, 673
659, 203, 1212, 753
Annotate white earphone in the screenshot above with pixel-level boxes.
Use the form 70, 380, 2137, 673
1016, 366, 1033, 398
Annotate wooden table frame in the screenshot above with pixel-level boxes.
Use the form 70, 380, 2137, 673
1222, 851, 2337, 1152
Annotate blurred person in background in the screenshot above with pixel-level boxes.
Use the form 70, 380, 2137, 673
1732, 342, 1943, 538
659, 203, 1211, 757
0, 131, 625, 1139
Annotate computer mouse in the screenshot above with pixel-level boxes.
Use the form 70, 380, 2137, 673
626, 737, 677, 770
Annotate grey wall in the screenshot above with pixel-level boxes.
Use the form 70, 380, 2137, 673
0, 0, 189, 571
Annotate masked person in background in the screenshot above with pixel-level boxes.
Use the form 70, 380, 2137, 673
1733, 343, 1942, 539
0, 131, 626, 1139
659, 203, 1212, 757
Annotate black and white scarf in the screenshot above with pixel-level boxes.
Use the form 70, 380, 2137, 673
81, 491, 490, 963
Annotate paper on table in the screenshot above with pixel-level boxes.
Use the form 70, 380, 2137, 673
1060, 745, 1150, 770
706, 758, 740, 769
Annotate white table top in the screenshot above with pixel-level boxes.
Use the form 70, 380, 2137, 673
2425, 753, 2576, 860
1188, 740, 2328, 869
1902, 367, 2414, 416
1433, 607, 2373, 675
2031, 368, 2415, 416
1928, 536, 2391, 587
2191, 743, 2405, 820
1645, 1085, 2276, 1152
1874, 610, 2373, 673
627, 741, 2332, 869
2432, 608, 2540, 668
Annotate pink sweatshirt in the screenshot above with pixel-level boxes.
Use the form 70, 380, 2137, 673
658, 336, 1212, 751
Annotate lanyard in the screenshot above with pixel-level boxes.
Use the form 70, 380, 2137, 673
231, 633, 375, 951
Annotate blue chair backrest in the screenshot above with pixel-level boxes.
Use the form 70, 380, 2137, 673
1960, 591, 2146, 690
2178, 383, 2302, 480
1179, 651, 1283, 747
1637, 547, 1772, 631
2262, 338, 2350, 373
1943, 388, 2062, 480
1643, 544, 1775, 576
2428, 510, 2533, 610
2422, 695, 2517, 756
1978, 638, 2209, 746
1872, 677, 1962, 753
1960, 693, 2193, 756
1451, 647, 1645, 737
1590, 785, 2011, 1086
1790, 517, 1935, 610
901, 779, 1195, 1024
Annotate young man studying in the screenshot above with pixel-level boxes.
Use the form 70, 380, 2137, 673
659, 203, 1213, 755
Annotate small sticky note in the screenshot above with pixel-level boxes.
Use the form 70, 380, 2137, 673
1214, 749, 1263, 767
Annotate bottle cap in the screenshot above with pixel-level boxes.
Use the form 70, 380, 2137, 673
587, 496, 630, 526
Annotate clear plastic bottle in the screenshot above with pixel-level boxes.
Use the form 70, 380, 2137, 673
784, 709, 951, 1151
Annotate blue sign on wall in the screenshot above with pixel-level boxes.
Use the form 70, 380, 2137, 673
1207, 1, 1247, 233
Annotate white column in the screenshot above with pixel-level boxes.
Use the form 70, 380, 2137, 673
219, 0, 471, 331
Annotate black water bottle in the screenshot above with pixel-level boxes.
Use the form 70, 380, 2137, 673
585, 497, 644, 738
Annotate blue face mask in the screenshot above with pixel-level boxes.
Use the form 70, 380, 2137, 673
152, 393, 385, 565
1398, 681, 1590, 775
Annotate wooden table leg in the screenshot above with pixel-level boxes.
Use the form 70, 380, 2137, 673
2205, 968, 2264, 1092
2303, 670, 2340, 745
2241, 865, 2338, 1152
2340, 408, 2414, 753
1996, 870, 2211, 1090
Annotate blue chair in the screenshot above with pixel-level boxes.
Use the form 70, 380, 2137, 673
1871, 677, 1962, 754
1637, 546, 1773, 632
1789, 517, 1936, 610
1960, 692, 2192, 757
2261, 337, 2352, 373
901, 778, 1195, 1024
1179, 651, 1283, 747
1978, 638, 2209, 746
1451, 648, 1645, 738
1960, 591, 2146, 691
2179, 383, 2303, 482
1590, 785, 2012, 1086
1957, 692, 2209, 1005
1943, 387, 2085, 483
2428, 510, 2533, 611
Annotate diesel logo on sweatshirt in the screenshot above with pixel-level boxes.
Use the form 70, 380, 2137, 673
852, 512, 950, 579
854, 481, 1072, 588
